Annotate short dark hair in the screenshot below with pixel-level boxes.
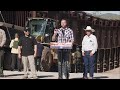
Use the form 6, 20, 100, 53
15, 33, 19, 38
61, 19, 69, 26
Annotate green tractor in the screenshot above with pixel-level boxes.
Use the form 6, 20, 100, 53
25, 18, 57, 71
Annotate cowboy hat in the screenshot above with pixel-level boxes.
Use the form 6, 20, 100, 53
84, 26, 95, 32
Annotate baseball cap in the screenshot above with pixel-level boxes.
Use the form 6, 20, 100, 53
24, 27, 30, 32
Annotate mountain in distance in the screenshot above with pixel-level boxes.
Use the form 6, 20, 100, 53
97, 13, 120, 20
84, 11, 120, 20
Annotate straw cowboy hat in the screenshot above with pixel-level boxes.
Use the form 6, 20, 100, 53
84, 26, 95, 32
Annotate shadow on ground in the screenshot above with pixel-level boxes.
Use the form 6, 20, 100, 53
5, 74, 24, 77
37, 75, 54, 78
94, 76, 109, 79
71, 77, 84, 79
4, 74, 54, 79
71, 76, 109, 79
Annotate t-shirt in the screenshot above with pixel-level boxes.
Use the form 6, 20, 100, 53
9, 38, 19, 54
12, 40, 19, 49
37, 43, 44, 57
18, 35, 37, 56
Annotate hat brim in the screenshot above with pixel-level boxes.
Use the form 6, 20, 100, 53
24, 30, 29, 32
24, 29, 30, 32
84, 29, 95, 32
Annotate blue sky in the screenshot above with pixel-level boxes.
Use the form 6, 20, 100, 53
84, 11, 120, 15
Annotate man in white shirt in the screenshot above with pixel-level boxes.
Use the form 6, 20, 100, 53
82, 26, 98, 79
10, 33, 22, 71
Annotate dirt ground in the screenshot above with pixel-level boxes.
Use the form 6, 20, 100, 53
0, 67, 119, 79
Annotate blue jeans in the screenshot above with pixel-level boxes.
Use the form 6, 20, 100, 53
57, 49, 70, 79
83, 51, 96, 78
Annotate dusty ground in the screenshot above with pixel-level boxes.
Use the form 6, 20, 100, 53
0, 67, 119, 79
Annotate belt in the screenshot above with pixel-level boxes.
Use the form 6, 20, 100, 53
85, 50, 92, 52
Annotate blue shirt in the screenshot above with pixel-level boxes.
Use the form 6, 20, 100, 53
37, 43, 44, 57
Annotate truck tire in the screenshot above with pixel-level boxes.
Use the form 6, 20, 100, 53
3, 49, 12, 70
41, 46, 52, 72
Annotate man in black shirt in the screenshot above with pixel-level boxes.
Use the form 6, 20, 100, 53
18, 28, 38, 79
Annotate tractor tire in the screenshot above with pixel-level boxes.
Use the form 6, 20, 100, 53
41, 46, 52, 72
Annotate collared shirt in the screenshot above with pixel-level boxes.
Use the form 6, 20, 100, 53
56, 27, 74, 43
9, 38, 19, 54
18, 35, 37, 56
0, 29, 6, 47
82, 34, 98, 54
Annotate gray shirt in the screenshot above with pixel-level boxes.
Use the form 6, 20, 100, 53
0, 29, 6, 47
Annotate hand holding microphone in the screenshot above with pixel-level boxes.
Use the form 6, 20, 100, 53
52, 29, 58, 41
54, 29, 58, 36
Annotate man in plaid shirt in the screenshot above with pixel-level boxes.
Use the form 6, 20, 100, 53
52, 19, 74, 79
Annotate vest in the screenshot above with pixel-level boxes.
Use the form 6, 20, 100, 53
12, 40, 19, 49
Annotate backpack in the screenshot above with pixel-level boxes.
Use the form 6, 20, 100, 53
12, 40, 19, 49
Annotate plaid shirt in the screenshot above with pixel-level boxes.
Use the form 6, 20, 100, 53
56, 27, 74, 43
